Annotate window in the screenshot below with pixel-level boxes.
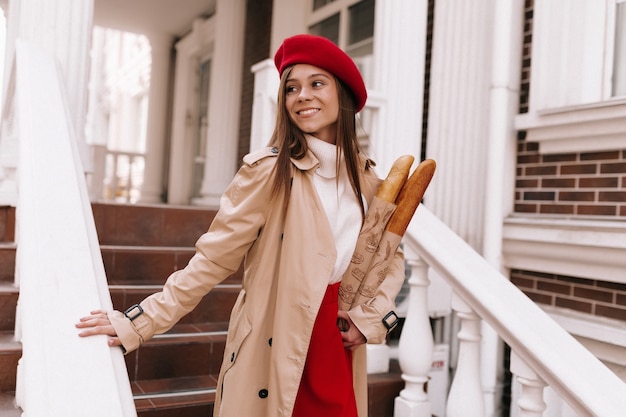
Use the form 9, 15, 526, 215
514, 0, 626, 155
308, 0, 375, 58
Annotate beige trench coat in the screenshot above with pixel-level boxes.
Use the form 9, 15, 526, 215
109, 146, 406, 417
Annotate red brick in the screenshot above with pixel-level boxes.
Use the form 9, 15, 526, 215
595, 305, 626, 321
581, 151, 621, 161
537, 280, 571, 295
599, 191, 626, 202
524, 191, 555, 201
600, 162, 626, 174
579, 177, 619, 188
517, 179, 539, 188
524, 291, 553, 305
577, 205, 617, 216
511, 275, 535, 289
558, 191, 595, 202
555, 297, 592, 313
543, 153, 577, 163
514, 203, 538, 213
539, 204, 574, 214
542, 178, 575, 188
518, 154, 540, 164
573, 287, 614, 303
526, 165, 557, 176
560, 164, 597, 175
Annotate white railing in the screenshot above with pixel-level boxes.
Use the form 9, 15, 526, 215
6, 39, 136, 416
395, 206, 626, 417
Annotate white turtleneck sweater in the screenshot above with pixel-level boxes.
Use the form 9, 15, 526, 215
306, 135, 363, 284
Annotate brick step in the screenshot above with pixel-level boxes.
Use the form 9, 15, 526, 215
92, 203, 216, 248
0, 206, 15, 244
0, 284, 18, 332
0, 332, 20, 392
0, 244, 16, 283
110, 284, 241, 325
101, 245, 243, 285
125, 330, 227, 383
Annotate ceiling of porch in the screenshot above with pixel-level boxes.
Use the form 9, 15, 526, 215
93, 0, 216, 38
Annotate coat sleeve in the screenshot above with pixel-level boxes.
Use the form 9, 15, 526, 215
347, 246, 405, 344
111, 150, 279, 353
346, 161, 405, 345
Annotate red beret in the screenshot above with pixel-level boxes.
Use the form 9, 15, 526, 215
274, 34, 367, 112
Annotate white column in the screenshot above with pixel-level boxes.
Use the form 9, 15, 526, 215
193, 0, 246, 206
394, 250, 433, 417
371, 0, 427, 175
140, 32, 174, 203
446, 293, 485, 417
0, 0, 93, 204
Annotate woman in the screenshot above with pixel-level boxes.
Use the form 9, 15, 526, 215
77, 34, 405, 417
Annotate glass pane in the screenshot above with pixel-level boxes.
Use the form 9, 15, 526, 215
613, 2, 626, 96
313, 0, 335, 11
348, 0, 375, 45
309, 13, 340, 45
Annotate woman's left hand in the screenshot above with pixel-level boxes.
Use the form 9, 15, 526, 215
337, 310, 366, 350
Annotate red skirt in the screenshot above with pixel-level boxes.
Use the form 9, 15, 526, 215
292, 283, 358, 417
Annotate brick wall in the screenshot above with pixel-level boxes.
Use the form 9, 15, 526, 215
515, 145, 626, 217
516, 0, 626, 219
512, 0, 626, 325
511, 270, 626, 322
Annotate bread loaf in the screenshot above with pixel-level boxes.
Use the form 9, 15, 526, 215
386, 159, 436, 236
376, 155, 415, 203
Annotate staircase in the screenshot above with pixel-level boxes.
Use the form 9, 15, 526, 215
0, 202, 403, 416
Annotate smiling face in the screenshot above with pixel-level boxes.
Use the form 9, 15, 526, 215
284, 64, 340, 144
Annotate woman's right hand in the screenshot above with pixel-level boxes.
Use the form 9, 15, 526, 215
76, 310, 123, 347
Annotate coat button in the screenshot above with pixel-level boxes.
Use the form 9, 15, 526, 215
270, 147, 278, 154
258, 389, 269, 398
230, 352, 235, 362
268, 338, 272, 346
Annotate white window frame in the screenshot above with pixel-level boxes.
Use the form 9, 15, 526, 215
514, 0, 626, 154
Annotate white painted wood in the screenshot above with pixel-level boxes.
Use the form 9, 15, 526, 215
502, 217, 626, 285
446, 294, 485, 417
511, 352, 547, 417
402, 206, 626, 416
13, 38, 135, 417
394, 250, 433, 417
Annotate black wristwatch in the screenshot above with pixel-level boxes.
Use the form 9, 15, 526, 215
124, 304, 144, 322
382, 311, 399, 331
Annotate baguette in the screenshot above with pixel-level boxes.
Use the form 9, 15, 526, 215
376, 155, 415, 203
386, 159, 436, 236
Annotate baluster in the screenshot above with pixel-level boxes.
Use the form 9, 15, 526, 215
446, 293, 485, 417
394, 249, 433, 417
510, 351, 547, 417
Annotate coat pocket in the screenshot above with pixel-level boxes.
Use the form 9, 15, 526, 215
221, 289, 252, 373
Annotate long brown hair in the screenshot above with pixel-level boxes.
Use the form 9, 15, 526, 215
267, 65, 366, 218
